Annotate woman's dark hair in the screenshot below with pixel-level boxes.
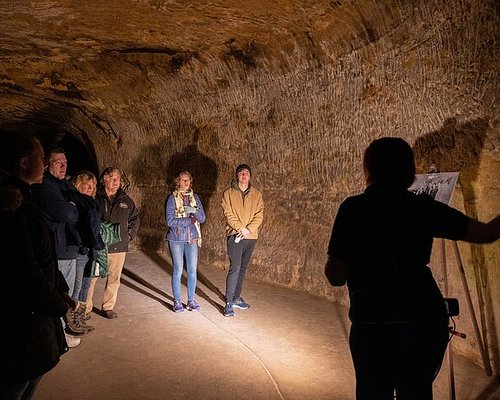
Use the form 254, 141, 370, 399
99, 167, 121, 184
0, 131, 39, 176
363, 137, 416, 188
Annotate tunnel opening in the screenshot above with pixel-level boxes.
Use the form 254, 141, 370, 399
44, 131, 99, 180
0, 105, 100, 180
2, 126, 98, 180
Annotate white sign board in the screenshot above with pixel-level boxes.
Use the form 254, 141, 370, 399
408, 172, 460, 206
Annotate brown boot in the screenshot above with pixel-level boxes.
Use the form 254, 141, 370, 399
76, 302, 95, 333
65, 306, 87, 336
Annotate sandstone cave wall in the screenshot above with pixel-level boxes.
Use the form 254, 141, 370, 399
1, 0, 499, 372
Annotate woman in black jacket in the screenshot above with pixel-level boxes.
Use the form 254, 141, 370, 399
0, 132, 73, 400
325, 137, 500, 400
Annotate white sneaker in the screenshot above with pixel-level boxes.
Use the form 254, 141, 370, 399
65, 333, 81, 348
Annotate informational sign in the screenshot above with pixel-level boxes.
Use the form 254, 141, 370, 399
408, 172, 460, 205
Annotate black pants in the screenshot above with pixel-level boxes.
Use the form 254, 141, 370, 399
225, 235, 256, 303
0, 375, 43, 400
350, 321, 449, 400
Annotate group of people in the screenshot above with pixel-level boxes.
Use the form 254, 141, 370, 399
0, 130, 264, 400
31, 149, 140, 346
1, 131, 499, 400
165, 163, 264, 317
0, 132, 139, 399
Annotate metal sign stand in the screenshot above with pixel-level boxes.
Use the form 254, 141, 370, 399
440, 239, 492, 400
440, 240, 456, 400
450, 240, 492, 377
410, 172, 492, 400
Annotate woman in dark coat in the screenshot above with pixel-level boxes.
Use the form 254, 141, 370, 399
0, 132, 73, 400
325, 137, 500, 400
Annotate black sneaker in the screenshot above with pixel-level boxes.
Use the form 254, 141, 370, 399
233, 297, 250, 310
223, 303, 235, 317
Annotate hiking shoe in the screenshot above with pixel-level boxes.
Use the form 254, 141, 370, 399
65, 325, 86, 336
223, 303, 235, 317
80, 302, 91, 320
233, 297, 250, 310
73, 302, 94, 333
65, 333, 81, 348
80, 320, 95, 333
173, 300, 185, 313
186, 300, 201, 311
65, 308, 87, 336
102, 310, 118, 319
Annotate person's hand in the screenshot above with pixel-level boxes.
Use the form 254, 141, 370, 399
184, 206, 197, 214
60, 292, 77, 311
78, 246, 89, 255
241, 227, 251, 238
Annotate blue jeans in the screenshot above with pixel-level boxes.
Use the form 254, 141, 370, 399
0, 375, 43, 400
79, 277, 92, 303
57, 259, 77, 298
225, 235, 256, 303
168, 241, 198, 301
72, 254, 88, 302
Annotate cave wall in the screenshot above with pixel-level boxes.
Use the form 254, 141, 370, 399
1, 0, 499, 372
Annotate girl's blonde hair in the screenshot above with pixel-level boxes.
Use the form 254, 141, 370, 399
72, 170, 97, 197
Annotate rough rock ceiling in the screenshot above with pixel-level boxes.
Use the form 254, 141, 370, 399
1, 0, 400, 114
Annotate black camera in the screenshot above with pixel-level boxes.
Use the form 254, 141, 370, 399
444, 298, 459, 317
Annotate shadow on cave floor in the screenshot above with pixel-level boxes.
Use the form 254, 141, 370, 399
414, 117, 498, 373
34, 251, 499, 400
130, 249, 226, 313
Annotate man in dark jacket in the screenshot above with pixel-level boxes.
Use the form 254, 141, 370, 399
90, 167, 139, 319
31, 148, 83, 344
32, 148, 81, 292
